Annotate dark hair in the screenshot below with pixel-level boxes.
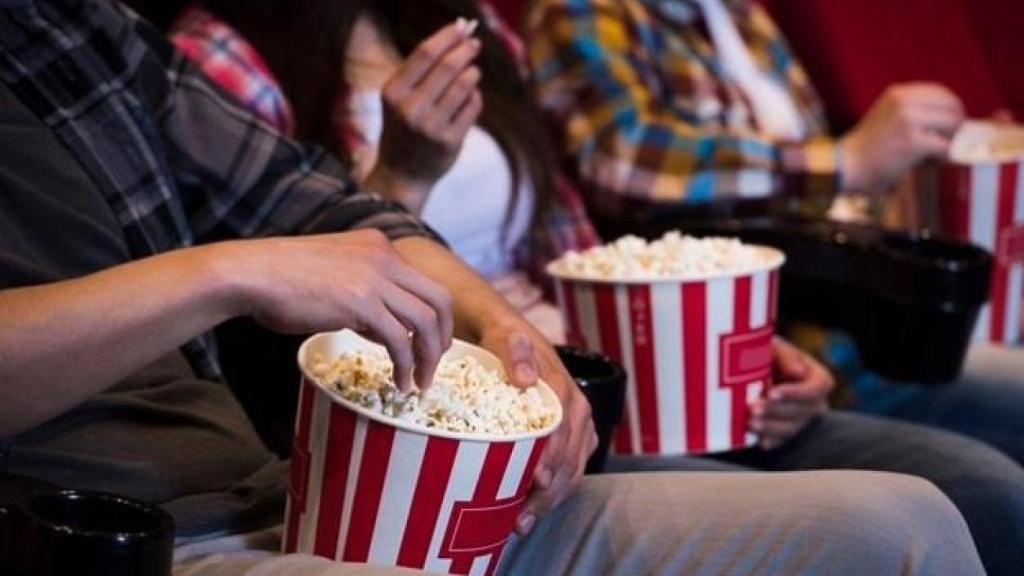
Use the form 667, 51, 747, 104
201, 0, 556, 229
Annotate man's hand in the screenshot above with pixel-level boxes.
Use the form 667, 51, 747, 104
841, 83, 965, 193
231, 230, 452, 391
366, 20, 483, 213
478, 318, 598, 537
748, 338, 833, 450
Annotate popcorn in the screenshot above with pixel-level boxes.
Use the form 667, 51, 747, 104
551, 231, 771, 279
311, 351, 556, 435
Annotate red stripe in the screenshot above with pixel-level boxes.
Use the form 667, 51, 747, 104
730, 277, 753, 446
628, 285, 660, 454
449, 443, 516, 575
514, 438, 549, 497
342, 421, 397, 562
990, 163, 1018, 341
559, 281, 585, 349
396, 437, 459, 569
313, 404, 358, 558
284, 378, 317, 553
682, 282, 707, 453
593, 284, 632, 454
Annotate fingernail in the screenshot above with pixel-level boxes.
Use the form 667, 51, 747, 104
516, 363, 537, 383
516, 513, 536, 534
768, 389, 783, 401
748, 419, 763, 432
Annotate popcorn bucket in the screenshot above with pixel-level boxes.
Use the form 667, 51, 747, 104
933, 121, 1024, 345
284, 331, 561, 575
548, 246, 784, 456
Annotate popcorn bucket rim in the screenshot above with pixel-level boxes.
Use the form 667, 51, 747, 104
545, 244, 785, 285
297, 330, 564, 443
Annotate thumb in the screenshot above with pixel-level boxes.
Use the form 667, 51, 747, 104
773, 339, 809, 381
498, 331, 539, 388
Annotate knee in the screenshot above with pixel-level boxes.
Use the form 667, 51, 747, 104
808, 472, 982, 574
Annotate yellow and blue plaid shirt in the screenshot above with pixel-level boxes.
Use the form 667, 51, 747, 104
527, 0, 841, 215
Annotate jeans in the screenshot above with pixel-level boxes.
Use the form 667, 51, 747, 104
608, 411, 1024, 576
848, 343, 1024, 465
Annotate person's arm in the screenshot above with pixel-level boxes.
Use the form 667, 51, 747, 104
0, 230, 454, 438
393, 236, 597, 536
526, 0, 840, 207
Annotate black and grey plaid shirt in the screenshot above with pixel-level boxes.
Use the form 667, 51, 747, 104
0, 0, 436, 379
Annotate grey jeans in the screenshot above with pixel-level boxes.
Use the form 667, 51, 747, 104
173, 471, 983, 575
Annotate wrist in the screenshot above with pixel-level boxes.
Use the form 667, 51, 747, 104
191, 240, 264, 322
364, 164, 432, 214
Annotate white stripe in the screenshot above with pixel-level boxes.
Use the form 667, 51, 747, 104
651, 283, 684, 454
574, 283, 601, 353
496, 440, 534, 499
367, 430, 429, 565
424, 442, 488, 573
747, 270, 771, 445
970, 164, 1000, 342
705, 278, 734, 452
751, 271, 770, 328
469, 555, 491, 576
615, 285, 641, 453
298, 388, 332, 554
746, 383, 762, 445
970, 164, 1000, 250
336, 417, 368, 559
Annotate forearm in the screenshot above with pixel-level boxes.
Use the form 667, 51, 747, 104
0, 244, 240, 436
392, 237, 518, 342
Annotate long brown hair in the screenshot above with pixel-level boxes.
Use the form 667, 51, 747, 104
201, 0, 556, 227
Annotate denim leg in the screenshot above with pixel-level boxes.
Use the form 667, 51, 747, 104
849, 344, 1024, 466
710, 411, 1024, 576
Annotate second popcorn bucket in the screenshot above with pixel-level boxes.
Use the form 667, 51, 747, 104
548, 237, 784, 456
929, 121, 1024, 345
285, 330, 562, 575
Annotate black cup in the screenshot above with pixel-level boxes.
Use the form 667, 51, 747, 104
0, 489, 175, 576
556, 346, 626, 474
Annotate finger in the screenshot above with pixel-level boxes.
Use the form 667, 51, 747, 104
381, 285, 444, 391
360, 304, 417, 392
758, 419, 803, 450
896, 84, 965, 114
758, 399, 819, 421
433, 66, 481, 124
766, 380, 830, 404
387, 264, 454, 353
407, 39, 481, 115
517, 457, 574, 536
910, 128, 953, 159
497, 330, 541, 387
442, 90, 483, 143
388, 22, 469, 95
772, 338, 809, 381
906, 108, 964, 139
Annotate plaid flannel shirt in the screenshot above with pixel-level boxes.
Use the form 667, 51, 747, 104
0, 0, 436, 380
526, 0, 841, 215
170, 2, 599, 284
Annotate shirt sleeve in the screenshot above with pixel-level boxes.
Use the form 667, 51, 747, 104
156, 49, 439, 245
169, 5, 294, 135
527, 0, 840, 211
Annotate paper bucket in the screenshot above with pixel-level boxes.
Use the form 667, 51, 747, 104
548, 245, 783, 455
284, 331, 561, 575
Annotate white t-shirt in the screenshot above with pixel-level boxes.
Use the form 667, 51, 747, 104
347, 90, 534, 279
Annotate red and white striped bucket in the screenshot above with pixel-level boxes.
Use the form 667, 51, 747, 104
548, 247, 784, 456
285, 331, 561, 575
935, 121, 1024, 345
